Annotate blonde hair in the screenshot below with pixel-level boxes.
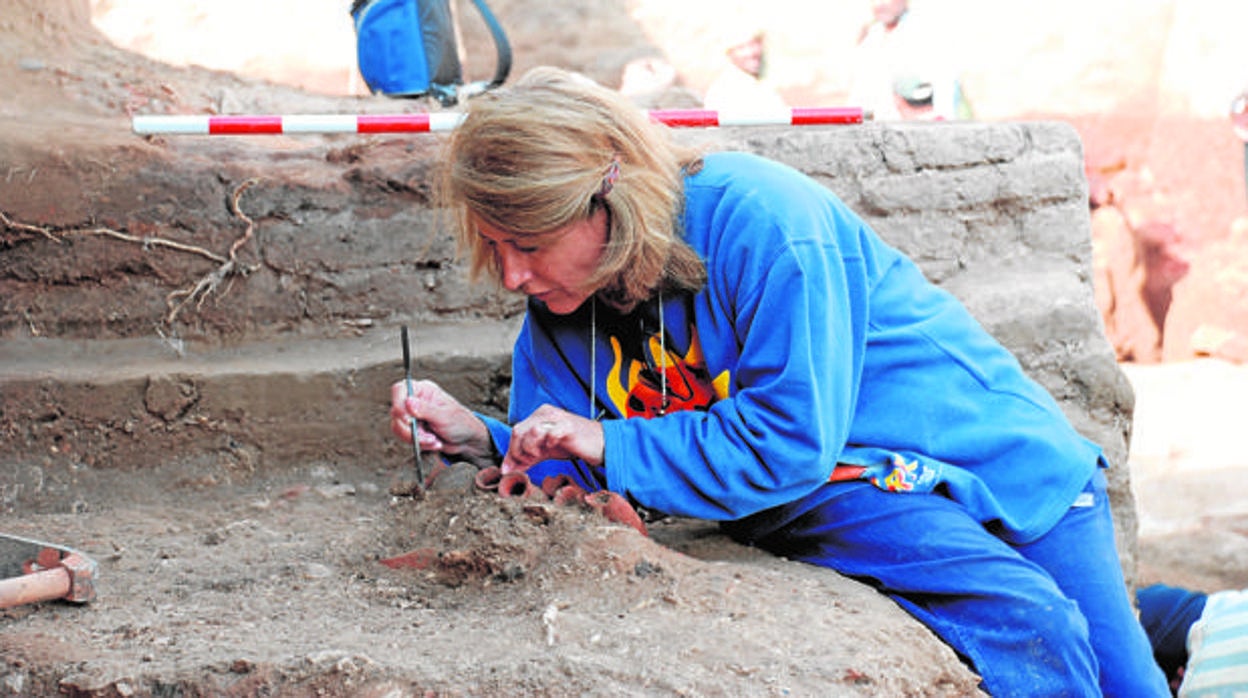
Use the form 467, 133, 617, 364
440, 66, 707, 312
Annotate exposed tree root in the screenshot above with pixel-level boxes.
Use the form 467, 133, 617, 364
164, 177, 261, 325
1, 210, 226, 263
1, 178, 263, 330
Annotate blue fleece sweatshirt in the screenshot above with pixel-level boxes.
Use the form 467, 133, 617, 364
480, 151, 1101, 544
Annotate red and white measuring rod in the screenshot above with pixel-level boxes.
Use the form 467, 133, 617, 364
131, 107, 869, 136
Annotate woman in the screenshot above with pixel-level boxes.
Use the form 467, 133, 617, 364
390, 66, 1168, 696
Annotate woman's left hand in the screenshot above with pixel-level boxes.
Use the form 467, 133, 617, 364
501, 404, 604, 474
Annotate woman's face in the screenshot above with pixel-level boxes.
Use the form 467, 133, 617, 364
474, 205, 610, 315
727, 35, 764, 78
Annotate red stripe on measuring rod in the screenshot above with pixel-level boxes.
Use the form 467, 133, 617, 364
791, 107, 865, 125
650, 109, 720, 127
208, 116, 284, 134
358, 114, 433, 133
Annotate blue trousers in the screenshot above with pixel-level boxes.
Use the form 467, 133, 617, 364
1138, 583, 1207, 686
724, 470, 1169, 697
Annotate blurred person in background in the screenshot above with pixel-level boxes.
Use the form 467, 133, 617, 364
1232, 88, 1248, 202
848, 0, 971, 121
703, 16, 787, 112
1139, 583, 1248, 696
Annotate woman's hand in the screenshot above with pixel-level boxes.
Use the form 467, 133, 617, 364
501, 404, 604, 474
389, 379, 495, 466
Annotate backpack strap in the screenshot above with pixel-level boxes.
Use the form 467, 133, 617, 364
457, 0, 512, 101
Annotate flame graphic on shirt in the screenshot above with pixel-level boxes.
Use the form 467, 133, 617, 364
605, 326, 730, 419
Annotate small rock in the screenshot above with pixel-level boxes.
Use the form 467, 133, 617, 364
388, 481, 423, 498
309, 464, 337, 481
427, 461, 478, 493
2, 673, 26, 694
304, 562, 333, 579
316, 483, 356, 498
143, 376, 198, 421
201, 529, 227, 546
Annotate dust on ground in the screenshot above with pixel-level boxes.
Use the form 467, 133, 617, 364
0, 458, 981, 696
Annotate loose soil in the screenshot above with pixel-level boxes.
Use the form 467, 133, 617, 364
0, 459, 981, 696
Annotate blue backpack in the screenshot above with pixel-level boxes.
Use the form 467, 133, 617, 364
351, 0, 511, 106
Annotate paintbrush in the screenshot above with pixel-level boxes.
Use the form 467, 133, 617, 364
401, 324, 424, 488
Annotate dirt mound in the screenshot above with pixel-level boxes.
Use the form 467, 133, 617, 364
1, 461, 983, 696
376, 465, 659, 589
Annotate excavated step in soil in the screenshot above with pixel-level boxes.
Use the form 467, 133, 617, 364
0, 322, 519, 478
0, 327, 983, 696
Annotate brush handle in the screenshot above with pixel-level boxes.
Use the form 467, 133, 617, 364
401, 325, 413, 377
400, 325, 424, 486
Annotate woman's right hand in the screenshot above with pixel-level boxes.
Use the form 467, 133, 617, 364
389, 379, 495, 466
